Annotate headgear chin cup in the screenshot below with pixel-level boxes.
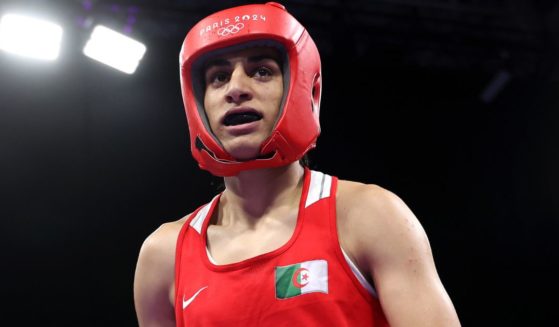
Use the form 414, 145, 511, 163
180, 2, 322, 176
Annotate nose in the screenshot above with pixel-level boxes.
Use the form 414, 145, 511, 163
225, 66, 252, 104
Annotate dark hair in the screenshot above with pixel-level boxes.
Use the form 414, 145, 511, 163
299, 153, 310, 168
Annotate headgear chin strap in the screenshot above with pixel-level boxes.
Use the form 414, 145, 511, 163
180, 2, 322, 176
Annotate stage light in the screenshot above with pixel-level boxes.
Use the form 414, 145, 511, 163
0, 13, 63, 61
83, 25, 146, 74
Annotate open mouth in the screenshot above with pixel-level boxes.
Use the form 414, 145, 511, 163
223, 110, 263, 126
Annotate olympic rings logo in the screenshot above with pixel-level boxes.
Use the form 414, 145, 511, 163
217, 23, 245, 37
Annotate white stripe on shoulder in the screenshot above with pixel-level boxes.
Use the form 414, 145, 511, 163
305, 170, 333, 208
189, 195, 219, 234
206, 247, 218, 264
341, 247, 378, 298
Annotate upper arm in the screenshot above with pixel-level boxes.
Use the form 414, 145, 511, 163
134, 221, 183, 327
338, 183, 461, 327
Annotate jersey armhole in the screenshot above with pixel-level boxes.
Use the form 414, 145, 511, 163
329, 177, 379, 302
340, 247, 377, 297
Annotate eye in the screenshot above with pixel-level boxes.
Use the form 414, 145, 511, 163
253, 66, 273, 80
206, 71, 230, 87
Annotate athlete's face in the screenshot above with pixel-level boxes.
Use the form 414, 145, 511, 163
203, 47, 283, 161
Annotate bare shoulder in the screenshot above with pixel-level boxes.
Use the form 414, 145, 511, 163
133, 214, 192, 326
336, 181, 460, 327
140, 216, 189, 263
336, 179, 461, 326
136, 213, 192, 284
336, 179, 430, 272
337, 179, 405, 217
336, 179, 419, 235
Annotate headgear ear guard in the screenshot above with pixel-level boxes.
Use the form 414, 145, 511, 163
180, 2, 322, 176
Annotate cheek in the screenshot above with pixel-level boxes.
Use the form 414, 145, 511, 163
203, 91, 220, 131
203, 88, 214, 111
272, 81, 284, 110
263, 78, 283, 102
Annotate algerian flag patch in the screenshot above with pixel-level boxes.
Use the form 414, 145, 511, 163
275, 260, 328, 299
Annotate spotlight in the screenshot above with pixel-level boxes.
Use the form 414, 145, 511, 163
0, 13, 63, 61
83, 25, 146, 74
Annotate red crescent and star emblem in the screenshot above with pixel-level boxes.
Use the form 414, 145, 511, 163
292, 268, 310, 288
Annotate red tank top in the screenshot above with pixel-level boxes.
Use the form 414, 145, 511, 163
174, 169, 389, 326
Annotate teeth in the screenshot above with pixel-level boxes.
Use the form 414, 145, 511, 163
224, 112, 262, 126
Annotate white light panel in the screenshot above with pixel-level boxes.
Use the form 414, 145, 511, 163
83, 25, 146, 74
0, 13, 63, 60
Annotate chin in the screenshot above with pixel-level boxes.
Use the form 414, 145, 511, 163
222, 133, 271, 161
226, 144, 262, 161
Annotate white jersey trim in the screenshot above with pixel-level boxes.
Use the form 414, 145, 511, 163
341, 247, 377, 297
206, 247, 218, 264
305, 170, 332, 208
190, 195, 219, 234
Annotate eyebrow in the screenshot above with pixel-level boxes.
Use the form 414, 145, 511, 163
248, 54, 280, 63
204, 55, 280, 70
204, 58, 229, 68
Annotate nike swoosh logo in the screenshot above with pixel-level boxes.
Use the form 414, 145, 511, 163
182, 286, 208, 310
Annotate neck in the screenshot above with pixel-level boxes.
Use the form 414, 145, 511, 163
218, 162, 305, 226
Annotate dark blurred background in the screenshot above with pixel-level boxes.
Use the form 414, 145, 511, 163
1, 0, 558, 325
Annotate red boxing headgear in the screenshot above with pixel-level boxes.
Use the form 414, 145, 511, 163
180, 2, 322, 176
